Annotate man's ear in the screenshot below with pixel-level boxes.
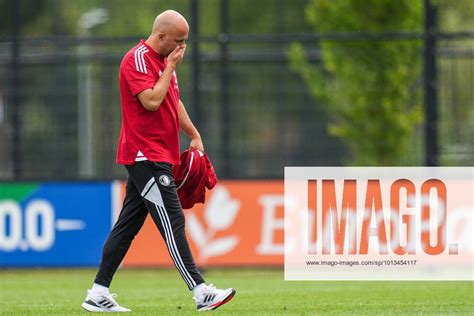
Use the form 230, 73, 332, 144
158, 33, 166, 41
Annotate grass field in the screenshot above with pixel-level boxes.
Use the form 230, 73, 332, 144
0, 268, 473, 315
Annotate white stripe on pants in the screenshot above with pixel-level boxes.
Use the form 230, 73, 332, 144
141, 178, 197, 289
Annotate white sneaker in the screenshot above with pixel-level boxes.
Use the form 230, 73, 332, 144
81, 290, 131, 313
193, 284, 236, 312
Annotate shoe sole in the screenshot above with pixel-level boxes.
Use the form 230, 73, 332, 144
198, 289, 236, 312
82, 302, 107, 312
81, 301, 131, 313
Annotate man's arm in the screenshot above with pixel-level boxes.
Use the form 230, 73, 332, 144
179, 100, 204, 152
137, 44, 186, 111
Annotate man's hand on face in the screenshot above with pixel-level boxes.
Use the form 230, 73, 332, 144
167, 44, 186, 69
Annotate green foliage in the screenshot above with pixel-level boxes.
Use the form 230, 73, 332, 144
0, 0, 48, 36
290, 0, 424, 165
435, 0, 474, 32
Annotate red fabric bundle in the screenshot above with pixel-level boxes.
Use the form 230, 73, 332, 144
172, 149, 218, 209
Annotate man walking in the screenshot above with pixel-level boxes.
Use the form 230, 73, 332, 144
82, 10, 235, 312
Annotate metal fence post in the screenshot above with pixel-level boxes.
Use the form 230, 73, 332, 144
77, 8, 108, 178
423, 0, 439, 166
191, 0, 201, 129
10, 0, 21, 178
219, 0, 230, 177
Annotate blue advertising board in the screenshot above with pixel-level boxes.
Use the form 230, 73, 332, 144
0, 183, 113, 267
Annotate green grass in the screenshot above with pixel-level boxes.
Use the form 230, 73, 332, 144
0, 268, 472, 315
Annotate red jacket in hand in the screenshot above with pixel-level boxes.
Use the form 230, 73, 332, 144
172, 149, 218, 209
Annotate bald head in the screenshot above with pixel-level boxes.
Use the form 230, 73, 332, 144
146, 10, 189, 56
152, 10, 189, 35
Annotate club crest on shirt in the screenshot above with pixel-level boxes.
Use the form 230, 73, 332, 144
159, 175, 171, 186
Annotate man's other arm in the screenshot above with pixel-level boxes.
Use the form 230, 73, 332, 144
179, 100, 204, 152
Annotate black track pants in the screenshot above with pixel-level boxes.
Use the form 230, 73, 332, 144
94, 161, 205, 290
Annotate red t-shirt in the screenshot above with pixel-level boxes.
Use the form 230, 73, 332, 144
116, 40, 180, 165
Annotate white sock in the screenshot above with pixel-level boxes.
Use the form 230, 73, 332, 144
90, 283, 109, 296
192, 283, 206, 298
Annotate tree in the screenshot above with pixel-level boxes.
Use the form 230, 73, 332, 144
289, 0, 424, 165
0, 0, 48, 36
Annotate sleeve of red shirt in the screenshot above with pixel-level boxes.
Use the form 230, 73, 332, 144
123, 53, 156, 96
